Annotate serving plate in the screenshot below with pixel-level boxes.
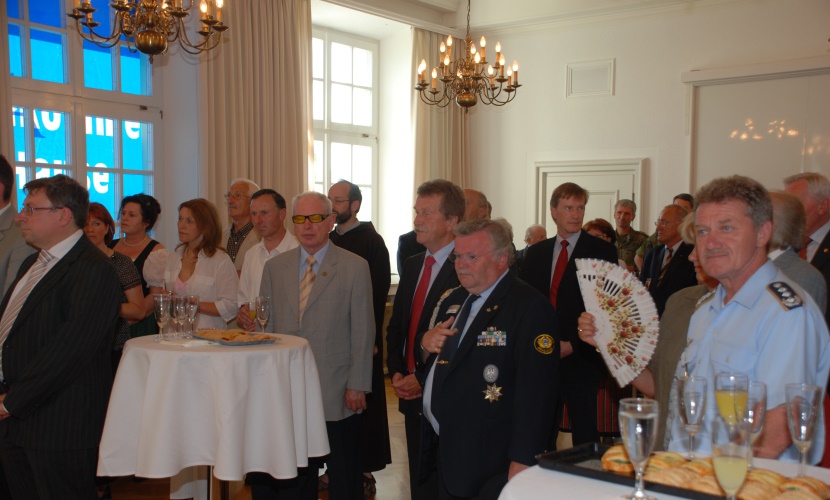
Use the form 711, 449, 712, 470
192, 332, 277, 346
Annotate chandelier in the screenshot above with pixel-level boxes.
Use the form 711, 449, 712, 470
67, 0, 229, 63
414, 0, 520, 110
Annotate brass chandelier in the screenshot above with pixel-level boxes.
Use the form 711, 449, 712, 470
67, 0, 229, 63
414, 0, 520, 110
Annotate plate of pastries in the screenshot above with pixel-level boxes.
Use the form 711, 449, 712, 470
602, 444, 830, 500
193, 329, 277, 346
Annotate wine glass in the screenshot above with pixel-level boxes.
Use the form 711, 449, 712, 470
246, 302, 257, 330
676, 375, 707, 459
745, 381, 767, 469
256, 296, 271, 333
184, 295, 199, 338
618, 398, 659, 500
786, 383, 822, 476
153, 294, 171, 342
715, 372, 749, 425
173, 296, 187, 338
711, 416, 751, 500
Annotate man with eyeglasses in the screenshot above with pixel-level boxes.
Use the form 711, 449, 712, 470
418, 218, 559, 499
327, 180, 391, 493
0, 175, 121, 498
255, 191, 374, 500
223, 178, 260, 275
638, 204, 696, 317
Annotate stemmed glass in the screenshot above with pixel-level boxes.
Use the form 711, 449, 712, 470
184, 295, 199, 338
676, 375, 707, 459
256, 296, 271, 334
745, 381, 767, 469
153, 294, 171, 342
715, 372, 749, 425
618, 398, 659, 500
786, 383, 822, 476
711, 416, 751, 500
246, 302, 257, 330
172, 296, 187, 338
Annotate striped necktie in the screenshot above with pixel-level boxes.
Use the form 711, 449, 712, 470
299, 255, 316, 322
658, 246, 673, 284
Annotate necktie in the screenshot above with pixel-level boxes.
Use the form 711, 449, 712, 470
406, 255, 435, 373
658, 246, 673, 284
799, 241, 809, 260
431, 294, 480, 423
549, 240, 569, 309
298, 255, 316, 321
0, 251, 53, 377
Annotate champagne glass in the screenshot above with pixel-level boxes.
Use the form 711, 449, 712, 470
153, 293, 171, 342
745, 381, 767, 469
246, 302, 257, 330
676, 375, 707, 459
256, 296, 271, 334
618, 398, 659, 500
184, 295, 199, 337
786, 383, 822, 476
711, 416, 751, 500
172, 296, 187, 338
715, 372, 749, 425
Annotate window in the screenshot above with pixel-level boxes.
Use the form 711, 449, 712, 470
312, 28, 378, 221
6, 0, 159, 224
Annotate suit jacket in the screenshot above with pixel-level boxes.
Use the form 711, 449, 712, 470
261, 243, 374, 421
775, 248, 828, 313
519, 232, 617, 383
0, 234, 121, 450
422, 273, 559, 497
397, 230, 426, 275
809, 232, 830, 320
0, 207, 35, 295
639, 242, 697, 317
386, 251, 460, 413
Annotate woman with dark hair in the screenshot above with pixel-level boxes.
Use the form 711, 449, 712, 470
148, 198, 238, 330
85, 203, 144, 370
584, 218, 627, 268
109, 193, 166, 338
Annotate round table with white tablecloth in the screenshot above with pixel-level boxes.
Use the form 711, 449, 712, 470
97, 334, 330, 482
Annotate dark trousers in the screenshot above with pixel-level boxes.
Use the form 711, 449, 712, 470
420, 426, 505, 500
249, 463, 319, 500
0, 440, 98, 500
402, 402, 437, 500
564, 378, 600, 445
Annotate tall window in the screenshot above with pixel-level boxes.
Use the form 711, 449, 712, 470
6, 0, 159, 224
312, 28, 378, 221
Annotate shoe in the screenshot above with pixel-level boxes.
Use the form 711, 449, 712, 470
363, 474, 376, 498
318, 473, 329, 491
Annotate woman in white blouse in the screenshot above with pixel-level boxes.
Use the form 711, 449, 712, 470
149, 198, 239, 330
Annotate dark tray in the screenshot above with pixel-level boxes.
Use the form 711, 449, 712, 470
536, 443, 721, 500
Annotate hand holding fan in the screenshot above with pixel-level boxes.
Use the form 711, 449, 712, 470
575, 258, 659, 387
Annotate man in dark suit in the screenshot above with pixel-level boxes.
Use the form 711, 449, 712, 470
515, 223, 546, 272
519, 182, 617, 447
397, 230, 426, 275
639, 204, 696, 317
0, 174, 121, 499
419, 218, 559, 499
386, 179, 464, 500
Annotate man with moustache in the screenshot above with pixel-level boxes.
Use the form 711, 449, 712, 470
223, 178, 260, 274
635, 193, 695, 272
613, 199, 647, 272
386, 179, 464, 500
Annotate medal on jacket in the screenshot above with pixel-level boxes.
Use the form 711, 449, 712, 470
483, 364, 501, 402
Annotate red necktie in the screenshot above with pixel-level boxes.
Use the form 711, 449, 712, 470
549, 240, 569, 309
406, 255, 436, 372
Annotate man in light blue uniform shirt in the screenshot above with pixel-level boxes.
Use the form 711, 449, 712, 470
667, 175, 830, 463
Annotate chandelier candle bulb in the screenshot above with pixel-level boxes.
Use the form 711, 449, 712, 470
418, 59, 427, 84
431, 68, 437, 90
200, 0, 207, 19
506, 67, 513, 87
446, 35, 452, 59
495, 42, 501, 61
512, 61, 518, 85
74, 0, 80, 8
480, 36, 486, 59
216, 0, 223, 22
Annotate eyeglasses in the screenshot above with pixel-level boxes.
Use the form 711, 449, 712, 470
224, 192, 250, 200
19, 206, 59, 216
654, 219, 681, 227
449, 249, 494, 264
329, 198, 352, 204
292, 214, 329, 224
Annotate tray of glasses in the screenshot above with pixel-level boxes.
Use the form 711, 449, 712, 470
193, 330, 277, 346
536, 443, 721, 500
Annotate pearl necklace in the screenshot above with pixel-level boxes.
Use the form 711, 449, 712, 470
121, 234, 148, 247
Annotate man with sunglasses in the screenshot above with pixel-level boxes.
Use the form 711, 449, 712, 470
223, 178, 260, 275
255, 191, 374, 500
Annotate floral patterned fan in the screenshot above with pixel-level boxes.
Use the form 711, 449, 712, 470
575, 258, 660, 387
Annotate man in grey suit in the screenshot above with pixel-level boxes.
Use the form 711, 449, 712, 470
0, 155, 35, 295
256, 191, 374, 500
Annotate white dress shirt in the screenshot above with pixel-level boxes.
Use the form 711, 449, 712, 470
238, 233, 299, 305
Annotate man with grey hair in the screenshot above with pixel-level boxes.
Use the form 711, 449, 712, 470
419, 218, 558, 498
223, 178, 260, 274
769, 191, 827, 312
463, 188, 489, 222
613, 199, 647, 272
516, 224, 546, 272
665, 175, 830, 462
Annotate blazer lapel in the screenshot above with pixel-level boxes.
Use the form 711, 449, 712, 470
284, 250, 301, 318
812, 232, 830, 270
305, 245, 338, 311
450, 273, 514, 371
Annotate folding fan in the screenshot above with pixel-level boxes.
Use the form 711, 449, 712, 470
575, 258, 660, 387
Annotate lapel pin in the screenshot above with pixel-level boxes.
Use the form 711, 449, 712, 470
322, 272, 327, 276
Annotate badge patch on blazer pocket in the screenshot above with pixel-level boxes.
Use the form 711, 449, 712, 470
534, 334, 555, 355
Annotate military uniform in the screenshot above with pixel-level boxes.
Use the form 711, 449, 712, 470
615, 229, 647, 270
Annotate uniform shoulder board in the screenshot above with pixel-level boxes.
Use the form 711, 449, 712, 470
695, 289, 716, 310
767, 281, 803, 311
429, 286, 463, 329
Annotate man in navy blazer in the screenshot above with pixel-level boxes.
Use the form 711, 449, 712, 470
0, 175, 120, 499
519, 182, 617, 447
419, 219, 558, 499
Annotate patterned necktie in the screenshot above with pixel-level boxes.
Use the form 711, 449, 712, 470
0, 251, 54, 377
406, 255, 435, 373
298, 255, 316, 322
431, 294, 480, 423
549, 240, 569, 309
658, 246, 673, 284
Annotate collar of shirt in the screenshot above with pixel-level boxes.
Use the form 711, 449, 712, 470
256, 232, 299, 258
428, 240, 455, 270
768, 248, 786, 261
456, 270, 509, 342
335, 218, 359, 235
0, 204, 9, 218
299, 241, 330, 280
708, 260, 776, 311
229, 221, 254, 238
46, 229, 84, 260
552, 230, 582, 268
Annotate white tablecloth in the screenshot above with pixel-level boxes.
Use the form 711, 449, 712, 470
97, 335, 330, 481
499, 459, 830, 499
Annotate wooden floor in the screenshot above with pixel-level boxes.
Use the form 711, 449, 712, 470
108, 378, 410, 500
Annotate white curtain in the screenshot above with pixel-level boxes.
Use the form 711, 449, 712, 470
411, 28, 471, 190
199, 0, 313, 209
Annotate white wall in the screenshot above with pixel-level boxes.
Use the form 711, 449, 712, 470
461, 0, 830, 243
